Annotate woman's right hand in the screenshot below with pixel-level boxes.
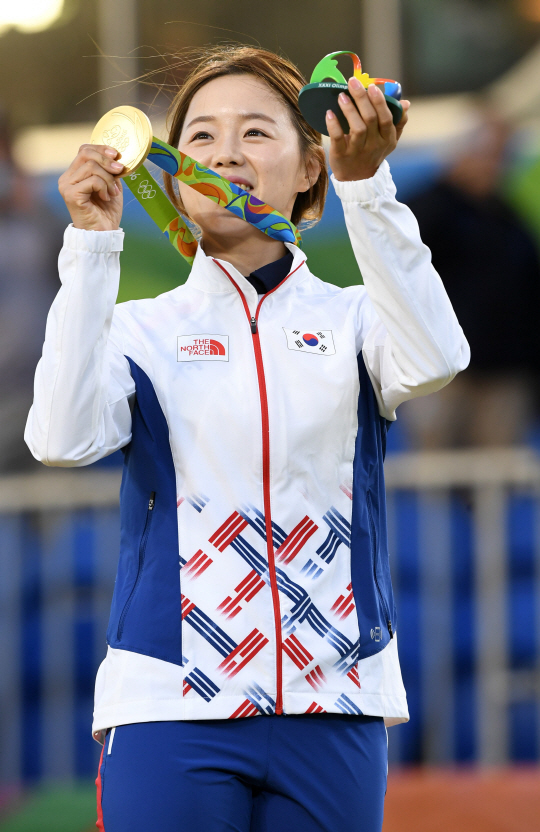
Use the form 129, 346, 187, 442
58, 144, 124, 231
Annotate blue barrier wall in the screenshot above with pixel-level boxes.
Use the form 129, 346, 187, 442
1, 480, 539, 783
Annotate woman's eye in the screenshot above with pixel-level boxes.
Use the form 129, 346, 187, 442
191, 131, 212, 141
245, 129, 268, 137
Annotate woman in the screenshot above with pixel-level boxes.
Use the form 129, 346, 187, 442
26, 47, 469, 832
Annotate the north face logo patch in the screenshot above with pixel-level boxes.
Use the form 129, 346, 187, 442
283, 329, 335, 355
177, 334, 229, 362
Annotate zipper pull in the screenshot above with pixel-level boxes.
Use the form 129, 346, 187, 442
250, 317, 257, 334
387, 620, 394, 639
148, 492, 155, 511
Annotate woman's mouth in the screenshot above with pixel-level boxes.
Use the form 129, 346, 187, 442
225, 175, 254, 192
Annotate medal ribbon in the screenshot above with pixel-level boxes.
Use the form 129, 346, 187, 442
124, 137, 301, 265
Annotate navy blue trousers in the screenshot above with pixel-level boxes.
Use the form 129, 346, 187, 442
96, 714, 388, 832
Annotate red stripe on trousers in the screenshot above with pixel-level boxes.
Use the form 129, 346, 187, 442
95, 742, 105, 831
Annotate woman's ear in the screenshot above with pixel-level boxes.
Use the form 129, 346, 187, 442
298, 153, 322, 193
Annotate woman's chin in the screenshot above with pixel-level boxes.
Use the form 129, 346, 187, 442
196, 208, 260, 242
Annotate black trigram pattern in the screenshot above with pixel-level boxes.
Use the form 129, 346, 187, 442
316, 331, 326, 339
295, 340, 304, 349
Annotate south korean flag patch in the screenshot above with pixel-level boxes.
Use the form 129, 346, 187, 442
283, 329, 336, 355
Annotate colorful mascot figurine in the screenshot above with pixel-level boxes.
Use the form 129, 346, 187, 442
298, 51, 403, 135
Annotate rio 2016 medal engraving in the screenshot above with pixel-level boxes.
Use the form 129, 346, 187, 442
90, 105, 153, 176
298, 51, 403, 136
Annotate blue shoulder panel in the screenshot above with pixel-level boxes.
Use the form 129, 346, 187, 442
350, 353, 397, 660
106, 358, 182, 666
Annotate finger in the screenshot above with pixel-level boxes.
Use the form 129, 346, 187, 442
81, 146, 124, 175
82, 143, 119, 160
65, 156, 123, 194
337, 92, 368, 146
346, 79, 379, 139
68, 173, 114, 204
395, 100, 410, 142
71, 161, 118, 198
70, 145, 124, 177
70, 159, 118, 197
325, 109, 347, 156
367, 84, 395, 140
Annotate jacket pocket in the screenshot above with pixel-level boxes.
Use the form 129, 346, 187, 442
117, 492, 155, 641
366, 490, 394, 639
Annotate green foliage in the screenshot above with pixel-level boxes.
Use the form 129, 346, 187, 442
303, 234, 363, 286
115, 226, 362, 304
0, 784, 96, 832
504, 156, 540, 251
117, 224, 190, 303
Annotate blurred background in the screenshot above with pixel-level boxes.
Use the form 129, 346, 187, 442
1, 1, 540, 830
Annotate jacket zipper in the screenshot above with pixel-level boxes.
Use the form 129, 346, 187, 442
117, 491, 156, 640
213, 259, 304, 714
366, 491, 394, 639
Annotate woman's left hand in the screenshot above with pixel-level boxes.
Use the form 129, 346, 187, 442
327, 77, 410, 182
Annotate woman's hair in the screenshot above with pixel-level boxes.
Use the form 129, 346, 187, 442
163, 45, 328, 229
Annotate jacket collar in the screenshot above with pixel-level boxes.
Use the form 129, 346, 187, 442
184, 241, 309, 306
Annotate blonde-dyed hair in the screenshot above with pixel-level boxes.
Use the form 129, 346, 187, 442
163, 45, 328, 229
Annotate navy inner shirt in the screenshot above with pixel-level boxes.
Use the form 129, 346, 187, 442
244, 250, 294, 295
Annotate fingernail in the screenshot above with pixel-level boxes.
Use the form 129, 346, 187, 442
349, 76, 361, 89
338, 93, 350, 104
104, 148, 117, 157
326, 109, 335, 119
368, 84, 382, 96
111, 162, 124, 171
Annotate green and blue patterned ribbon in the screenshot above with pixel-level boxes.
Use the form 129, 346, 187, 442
124, 137, 300, 265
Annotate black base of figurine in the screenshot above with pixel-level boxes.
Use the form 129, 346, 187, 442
298, 82, 403, 136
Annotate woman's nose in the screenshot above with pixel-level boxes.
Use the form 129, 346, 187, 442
211, 136, 244, 168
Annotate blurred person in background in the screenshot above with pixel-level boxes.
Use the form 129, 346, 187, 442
0, 107, 62, 471
400, 108, 540, 449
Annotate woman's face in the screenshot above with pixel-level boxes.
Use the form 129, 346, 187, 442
177, 74, 317, 240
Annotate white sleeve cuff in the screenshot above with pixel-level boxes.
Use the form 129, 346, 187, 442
331, 159, 395, 204
63, 223, 124, 253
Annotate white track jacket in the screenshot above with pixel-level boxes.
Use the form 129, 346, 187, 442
25, 161, 470, 739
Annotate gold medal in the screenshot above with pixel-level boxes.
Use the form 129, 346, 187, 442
90, 105, 153, 176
